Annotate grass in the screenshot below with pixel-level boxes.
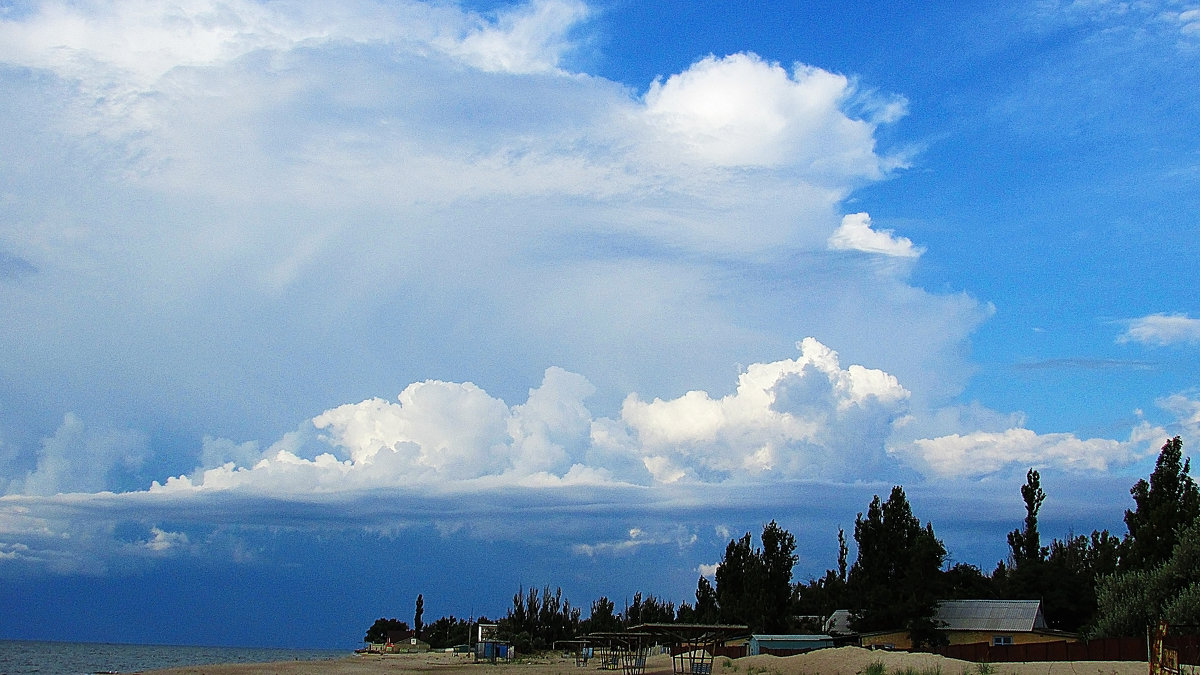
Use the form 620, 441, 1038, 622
860, 661, 947, 675
863, 661, 887, 675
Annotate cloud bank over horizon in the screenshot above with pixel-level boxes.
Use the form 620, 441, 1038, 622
3, 335, 1188, 578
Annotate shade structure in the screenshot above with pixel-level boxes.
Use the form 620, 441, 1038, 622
630, 624, 750, 675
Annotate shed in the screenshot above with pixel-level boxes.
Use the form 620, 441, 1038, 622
749, 634, 835, 656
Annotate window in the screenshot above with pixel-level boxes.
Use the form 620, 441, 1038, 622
992, 636, 1013, 646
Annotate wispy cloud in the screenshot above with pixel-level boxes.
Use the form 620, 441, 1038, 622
1118, 313, 1200, 346
1012, 357, 1157, 371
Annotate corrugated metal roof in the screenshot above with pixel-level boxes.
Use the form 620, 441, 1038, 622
934, 599, 1045, 632
751, 635, 835, 641
824, 609, 853, 635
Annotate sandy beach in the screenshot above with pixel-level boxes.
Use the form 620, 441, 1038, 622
137, 646, 1150, 675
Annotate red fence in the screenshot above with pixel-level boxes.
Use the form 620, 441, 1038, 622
939, 638, 1144, 663
938, 636, 1199, 664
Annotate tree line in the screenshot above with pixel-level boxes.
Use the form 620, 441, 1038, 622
366, 436, 1200, 651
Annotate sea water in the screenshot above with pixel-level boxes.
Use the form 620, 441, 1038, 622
0, 639, 349, 675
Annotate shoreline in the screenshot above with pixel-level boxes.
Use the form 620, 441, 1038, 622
135, 646, 1152, 675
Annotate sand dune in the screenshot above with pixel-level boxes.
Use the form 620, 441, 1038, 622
138, 646, 1149, 675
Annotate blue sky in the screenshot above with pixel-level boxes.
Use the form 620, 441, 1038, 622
1, 0, 1199, 649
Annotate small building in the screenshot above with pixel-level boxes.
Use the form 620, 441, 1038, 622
749, 634, 835, 656
859, 599, 1076, 651
824, 610, 854, 637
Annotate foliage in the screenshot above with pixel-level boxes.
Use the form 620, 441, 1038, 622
695, 575, 719, 623
864, 661, 887, 675
1007, 469, 1047, 568
711, 520, 798, 632
941, 563, 995, 599
1038, 529, 1120, 631
364, 617, 410, 644
1123, 436, 1200, 571
846, 486, 947, 648
581, 595, 619, 633
623, 591, 676, 626
414, 594, 424, 638
1091, 514, 1200, 637
988, 470, 1121, 631
499, 585, 581, 652
422, 615, 473, 649
794, 528, 850, 620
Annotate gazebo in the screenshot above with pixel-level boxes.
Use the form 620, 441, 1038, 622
629, 624, 749, 675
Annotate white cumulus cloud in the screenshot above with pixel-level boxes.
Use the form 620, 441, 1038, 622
900, 423, 1163, 478
622, 337, 911, 482
828, 212, 925, 258
644, 52, 898, 175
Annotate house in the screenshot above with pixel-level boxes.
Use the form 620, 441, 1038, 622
824, 610, 853, 637
859, 599, 1077, 651
748, 634, 835, 656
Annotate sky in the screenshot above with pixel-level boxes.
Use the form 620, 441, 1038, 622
1, 0, 1199, 650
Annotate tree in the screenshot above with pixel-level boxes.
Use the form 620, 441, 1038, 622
1091, 514, 1200, 637
693, 575, 719, 623
846, 486, 947, 649
1039, 529, 1120, 632
715, 531, 759, 626
1123, 437, 1200, 570
1000, 469, 1048, 601
1008, 469, 1047, 567
584, 596, 619, 633
760, 520, 798, 633
624, 592, 675, 626
423, 615, 472, 649
794, 528, 849, 622
712, 521, 798, 632
414, 594, 424, 638
942, 563, 995, 599
364, 617, 409, 644
499, 585, 580, 652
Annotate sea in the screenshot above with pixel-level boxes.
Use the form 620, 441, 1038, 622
0, 639, 350, 675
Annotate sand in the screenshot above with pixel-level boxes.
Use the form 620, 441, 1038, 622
136, 646, 1150, 675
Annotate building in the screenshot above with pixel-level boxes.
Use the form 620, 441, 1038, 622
859, 599, 1077, 651
823, 610, 853, 637
748, 635, 835, 656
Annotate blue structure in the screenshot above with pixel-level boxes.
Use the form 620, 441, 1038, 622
748, 635, 835, 656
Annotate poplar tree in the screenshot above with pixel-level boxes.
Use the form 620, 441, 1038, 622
847, 486, 947, 648
1123, 436, 1200, 570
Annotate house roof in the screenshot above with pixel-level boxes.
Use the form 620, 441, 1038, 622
935, 599, 1045, 632
824, 609, 853, 635
751, 635, 834, 642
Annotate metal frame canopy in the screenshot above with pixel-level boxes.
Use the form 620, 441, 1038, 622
629, 624, 749, 675
587, 632, 655, 675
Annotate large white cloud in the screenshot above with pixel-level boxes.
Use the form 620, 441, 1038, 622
144, 339, 909, 496
0, 342, 1185, 576
0, 0, 1147, 577
643, 52, 900, 176
622, 338, 911, 482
